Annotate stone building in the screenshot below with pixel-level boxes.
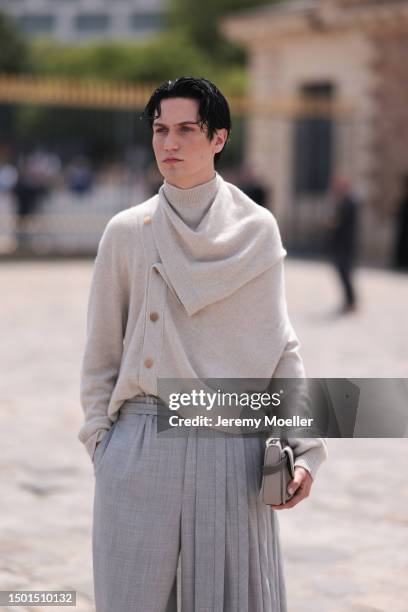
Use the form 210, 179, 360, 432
223, 0, 408, 263
0, 0, 164, 42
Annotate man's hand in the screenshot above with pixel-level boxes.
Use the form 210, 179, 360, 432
271, 466, 313, 510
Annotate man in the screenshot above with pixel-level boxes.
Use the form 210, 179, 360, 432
79, 77, 327, 612
329, 175, 360, 313
238, 164, 270, 209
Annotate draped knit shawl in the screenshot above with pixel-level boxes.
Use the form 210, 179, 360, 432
152, 173, 287, 317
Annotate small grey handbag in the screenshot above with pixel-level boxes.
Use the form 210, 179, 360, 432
261, 438, 295, 506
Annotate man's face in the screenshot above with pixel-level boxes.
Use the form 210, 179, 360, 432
152, 97, 227, 189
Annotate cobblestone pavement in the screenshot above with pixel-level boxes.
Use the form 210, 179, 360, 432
0, 258, 407, 612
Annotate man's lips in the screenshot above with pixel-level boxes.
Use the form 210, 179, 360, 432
163, 158, 182, 163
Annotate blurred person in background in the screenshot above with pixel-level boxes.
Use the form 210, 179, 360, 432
239, 163, 270, 210
327, 175, 361, 314
65, 155, 94, 197
11, 151, 61, 249
0, 160, 17, 193
12, 157, 47, 249
393, 174, 408, 270
79, 76, 327, 612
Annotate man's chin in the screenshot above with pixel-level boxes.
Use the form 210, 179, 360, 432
160, 162, 182, 174
160, 166, 183, 181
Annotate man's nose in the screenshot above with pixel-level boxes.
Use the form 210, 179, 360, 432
164, 132, 179, 150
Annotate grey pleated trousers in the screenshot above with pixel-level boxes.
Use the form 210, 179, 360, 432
92, 397, 287, 612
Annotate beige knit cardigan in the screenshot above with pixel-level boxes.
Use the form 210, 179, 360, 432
78, 173, 328, 477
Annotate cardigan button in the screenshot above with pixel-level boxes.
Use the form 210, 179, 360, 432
144, 357, 154, 369
143, 215, 152, 225
149, 312, 159, 322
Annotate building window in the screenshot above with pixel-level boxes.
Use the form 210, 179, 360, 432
18, 14, 56, 35
75, 13, 110, 33
293, 82, 334, 195
130, 13, 163, 32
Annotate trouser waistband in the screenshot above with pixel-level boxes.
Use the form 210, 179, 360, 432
119, 394, 169, 417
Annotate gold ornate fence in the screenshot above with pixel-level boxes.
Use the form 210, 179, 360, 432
0, 74, 352, 117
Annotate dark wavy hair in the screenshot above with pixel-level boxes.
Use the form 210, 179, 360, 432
142, 76, 231, 164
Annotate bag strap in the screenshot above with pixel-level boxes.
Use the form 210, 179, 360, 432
265, 437, 290, 448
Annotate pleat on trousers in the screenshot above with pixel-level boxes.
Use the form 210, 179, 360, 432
92, 397, 288, 612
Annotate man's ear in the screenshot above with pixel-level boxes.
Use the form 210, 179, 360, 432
213, 128, 228, 153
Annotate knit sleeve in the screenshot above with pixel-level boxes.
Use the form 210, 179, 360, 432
78, 215, 130, 461
271, 272, 328, 480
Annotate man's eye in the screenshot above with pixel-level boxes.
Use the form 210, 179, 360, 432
180, 127, 192, 132
154, 128, 167, 133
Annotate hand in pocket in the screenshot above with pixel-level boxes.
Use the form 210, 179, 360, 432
93, 423, 117, 472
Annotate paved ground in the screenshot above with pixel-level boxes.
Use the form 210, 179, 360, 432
0, 258, 407, 612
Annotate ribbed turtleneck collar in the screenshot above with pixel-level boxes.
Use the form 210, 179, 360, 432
162, 172, 219, 228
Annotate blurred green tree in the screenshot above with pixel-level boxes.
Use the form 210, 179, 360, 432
31, 32, 213, 82
31, 30, 247, 93
0, 11, 29, 73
